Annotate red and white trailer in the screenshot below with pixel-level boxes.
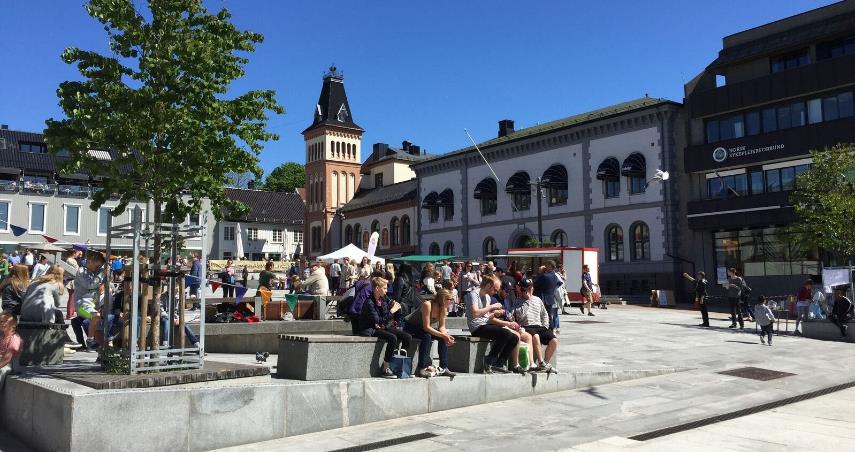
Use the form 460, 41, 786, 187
489, 247, 600, 303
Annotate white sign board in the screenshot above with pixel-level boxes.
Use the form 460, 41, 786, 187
716, 267, 728, 285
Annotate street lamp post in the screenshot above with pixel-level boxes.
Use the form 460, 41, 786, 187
535, 177, 544, 245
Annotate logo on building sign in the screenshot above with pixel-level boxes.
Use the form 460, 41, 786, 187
712, 147, 727, 163
712, 143, 785, 163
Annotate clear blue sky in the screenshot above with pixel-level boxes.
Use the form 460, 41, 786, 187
0, 0, 834, 178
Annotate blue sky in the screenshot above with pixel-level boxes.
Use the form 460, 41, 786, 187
0, 0, 834, 178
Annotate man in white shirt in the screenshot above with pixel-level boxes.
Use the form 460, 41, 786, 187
330, 259, 342, 293
24, 250, 34, 269
31, 255, 50, 279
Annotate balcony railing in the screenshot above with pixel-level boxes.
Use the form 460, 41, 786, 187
21, 182, 56, 195
0, 181, 17, 192
57, 184, 90, 197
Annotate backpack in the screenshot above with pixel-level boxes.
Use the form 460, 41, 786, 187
739, 278, 752, 300
337, 295, 354, 320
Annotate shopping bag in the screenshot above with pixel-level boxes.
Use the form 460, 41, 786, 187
389, 346, 412, 379
518, 343, 530, 370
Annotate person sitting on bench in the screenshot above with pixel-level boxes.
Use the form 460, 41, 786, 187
513, 278, 559, 373
465, 276, 519, 374
357, 276, 412, 379
829, 287, 853, 338
403, 288, 456, 378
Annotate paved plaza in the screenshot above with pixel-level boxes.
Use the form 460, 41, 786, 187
207, 305, 853, 451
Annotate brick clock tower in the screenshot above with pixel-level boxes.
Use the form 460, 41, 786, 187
303, 66, 363, 256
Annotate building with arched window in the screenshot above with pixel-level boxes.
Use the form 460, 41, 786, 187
413, 98, 688, 298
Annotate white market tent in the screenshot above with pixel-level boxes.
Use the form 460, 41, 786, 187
317, 243, 385, 265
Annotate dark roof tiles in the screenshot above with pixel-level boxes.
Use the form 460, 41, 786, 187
340, 179, 417, 213
224, 187, 305, 225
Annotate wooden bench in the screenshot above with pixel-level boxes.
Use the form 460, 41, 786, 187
16, 322, 69, 366
277, 334, 421, 380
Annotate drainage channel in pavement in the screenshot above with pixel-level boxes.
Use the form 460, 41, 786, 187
629, 379, 855, 441
329, 432, 439, 452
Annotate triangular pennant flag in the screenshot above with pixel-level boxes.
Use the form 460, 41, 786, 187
259, 288, 272, 304
210, 280, 221, 293
234, 286, 248, 305
73, 243, 88, 251
42, 234, 58, 243
10, 225, 27, 237
285, 294, 298, 313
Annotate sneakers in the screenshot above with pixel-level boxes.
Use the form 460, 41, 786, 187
381, 367, 398, 379
588, 312, 595, 317
728, 324, 736, 328
512, 365, 526, 375
760, 335, 766, 345
436, 367, 456, 378
490, 365, 511, 374
417, 368, 433, 378
482, 356, 494, 374
85, 339, 98, 351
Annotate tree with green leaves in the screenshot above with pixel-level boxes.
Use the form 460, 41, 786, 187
45, 0, 284, 259
790, 143, 855, 257
262, 162, 305, 193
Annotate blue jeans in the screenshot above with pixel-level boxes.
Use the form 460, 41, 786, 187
549, 304, 560, 329
403, 321, 448, 370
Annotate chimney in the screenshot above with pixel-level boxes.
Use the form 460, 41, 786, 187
498, 119, 515, 138
373, 143, 388, 159
410, 145, 421, 156
401, 140, 412, 152
0, 125, 8, 130
247, 180, 256, 189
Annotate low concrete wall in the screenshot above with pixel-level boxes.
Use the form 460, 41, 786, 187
1, 366, 686, 452
802, 320, 854, 343
194, 318, 468, 354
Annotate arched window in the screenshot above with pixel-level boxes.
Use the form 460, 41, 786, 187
622, 153, 647, 194
515, 235, 531, 248
362, 231, 370, 249
630, 222, 650, 261
352, 224, 361, 246
551, 229, 568, 247
429, 242, 440, 255
331, 171, 338, 207
443, 241, 454, 256
422, 191, 439, 223
606, 225, 624, 261
344, 224, 353, 244
401, 216, 411, 245
381, 228, 389, 247
542, 164, 568, 206
390, 217, 399, 246
505, 171, 531, 210
597, 157, 621, 199
474, 178, 497, 216
370, 220, 380, 232
439, 189, 454, 220
483, 237, 497, 258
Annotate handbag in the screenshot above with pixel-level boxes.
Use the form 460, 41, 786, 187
389, 346, 412, 379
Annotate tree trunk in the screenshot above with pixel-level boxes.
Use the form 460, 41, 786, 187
152, 198, 163, 268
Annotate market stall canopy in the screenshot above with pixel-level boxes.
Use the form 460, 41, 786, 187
390, 255, 455, 263
317, 243, 384, 265
23, 242, 67, 253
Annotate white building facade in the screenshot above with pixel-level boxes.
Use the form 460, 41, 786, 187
413, 99, 690, 297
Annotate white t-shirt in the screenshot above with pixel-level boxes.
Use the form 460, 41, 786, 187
464, 290, 491, 332
330, 263, 341, 277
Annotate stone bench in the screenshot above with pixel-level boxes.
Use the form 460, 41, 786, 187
276, 334, 421, 380
16, 322, 69, 366
447, 335, 558, 373
802, 319, 855, 343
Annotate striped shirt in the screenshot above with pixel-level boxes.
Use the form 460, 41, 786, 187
512, 295, 549, 328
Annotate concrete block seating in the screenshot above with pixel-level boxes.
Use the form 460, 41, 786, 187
16, 322, 69, 366
277, 334, 421, 380
802, 319, 855, 343
447, 335, 558, 373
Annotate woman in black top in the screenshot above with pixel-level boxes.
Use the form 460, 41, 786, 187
358, 276, 412, 379
683, 271, 709, 327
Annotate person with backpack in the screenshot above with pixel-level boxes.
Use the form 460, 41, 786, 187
725, 267, 746, 329
358, 276, 412, 379
346, 268, 374, 334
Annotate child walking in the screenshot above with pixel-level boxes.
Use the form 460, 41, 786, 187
754, 296, 775, 346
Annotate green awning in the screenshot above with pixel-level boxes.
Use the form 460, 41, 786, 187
390, 255, 455, 263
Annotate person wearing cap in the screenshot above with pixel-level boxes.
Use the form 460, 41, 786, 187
513, 277, 559, 373
465, 276, 519, 374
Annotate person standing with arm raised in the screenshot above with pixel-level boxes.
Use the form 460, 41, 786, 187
684, 272, 709, 327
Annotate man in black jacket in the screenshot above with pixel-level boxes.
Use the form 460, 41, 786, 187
683, 272, 709, 327
829, 287, 853, 338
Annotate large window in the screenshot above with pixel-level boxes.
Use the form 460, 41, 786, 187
64, 205, 80, 235
0, 201, 9, 233
247, 228, 259, 240
351, 225, 360, 246
705, 90, 855, 144
400, 216, 411, 245
630, 222, 650, 261
344, 225, 353, 244
97, 207, 110, 235
505, 172, 531, 211
597, 158, 620, 199
29, 203, 47, 233
707, 173, 747, 199
474, 178, 497, 216
224, 225, 235, 241
381, 228, 389, 247
770, 49, 809, 73
443, 241, 454, 256
605, 225, 623, 262
423, 192, 440, 223
272, 229, 283, 243
293, 230, 303, 243
714, 228, 819, 277
542, 164, 568, 206
19, 142, 47, 153
765, 164, 810, 193
429, 242, 440, 255
817, 35, 855, 60
483, 237, 497, 258
551, 230, 567, 247
311, 226, 322, 251
439, 189, 454, 221
389, 218, 399, 246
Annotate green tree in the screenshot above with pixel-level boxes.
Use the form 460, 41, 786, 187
45, 0, 284, 258
790, 143, 855, 256
262, 162, 305, 193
